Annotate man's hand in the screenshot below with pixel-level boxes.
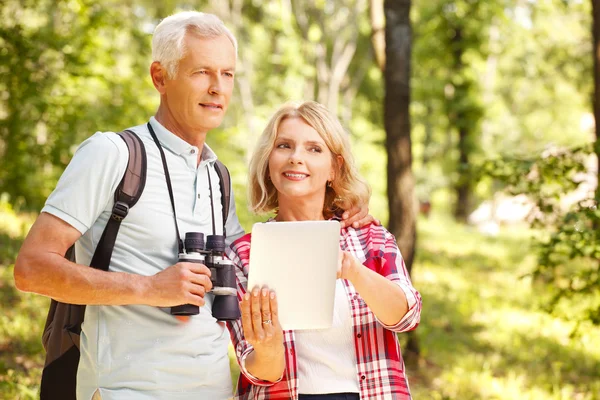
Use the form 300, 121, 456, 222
146, 262, 212, 308
340, 204, 380, 229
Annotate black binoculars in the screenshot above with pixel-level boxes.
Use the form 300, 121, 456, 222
171, 232, 241, 321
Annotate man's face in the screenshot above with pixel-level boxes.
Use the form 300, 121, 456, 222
163, 33, 236, 134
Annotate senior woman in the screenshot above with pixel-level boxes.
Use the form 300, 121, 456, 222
226, 101, 422, 400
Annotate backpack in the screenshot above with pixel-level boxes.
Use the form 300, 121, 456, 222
39, 129, 232, 400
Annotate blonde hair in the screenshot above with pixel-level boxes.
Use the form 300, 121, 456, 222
152, 11, 238, 79
248, 101, 371, 217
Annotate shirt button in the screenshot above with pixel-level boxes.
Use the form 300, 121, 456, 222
357, 333, 362, 338
190, 148, 196, 154
361, 375, 366, 380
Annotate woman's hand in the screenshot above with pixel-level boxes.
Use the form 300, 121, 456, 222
337, 250, 361, 282
241, 286, 284, 358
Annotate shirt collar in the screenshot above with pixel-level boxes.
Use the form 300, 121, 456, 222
148, 116, 218, 164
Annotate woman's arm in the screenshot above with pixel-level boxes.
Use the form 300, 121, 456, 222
338, 230, 422, 331
339, 251, 408, 326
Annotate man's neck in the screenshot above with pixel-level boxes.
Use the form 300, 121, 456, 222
154, 106, 207, 166
155, 106, 207, 149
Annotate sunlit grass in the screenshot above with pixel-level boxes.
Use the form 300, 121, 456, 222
409, 212, 600, 400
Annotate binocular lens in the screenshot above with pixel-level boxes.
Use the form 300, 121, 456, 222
184, 232, 205, 253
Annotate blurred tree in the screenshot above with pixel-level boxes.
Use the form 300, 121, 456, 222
409, 0, 507, 221
0, 0, 154, 211
471, 0, 599, 328
592, 0, 600, 230
383, 0, 420, 358
383, 0, 416, 275
290, 0, 371, 120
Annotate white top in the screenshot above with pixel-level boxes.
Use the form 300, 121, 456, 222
294, 280, 360, 394
42, 117, 245, 400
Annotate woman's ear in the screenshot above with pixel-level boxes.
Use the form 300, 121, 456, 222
331, 155, 344, 181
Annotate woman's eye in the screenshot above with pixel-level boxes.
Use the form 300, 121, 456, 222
309, 147, 322, 153
276, 143, 290, 149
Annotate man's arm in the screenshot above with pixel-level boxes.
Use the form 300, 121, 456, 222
14, 212, 212, 308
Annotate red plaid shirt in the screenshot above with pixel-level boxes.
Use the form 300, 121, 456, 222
226, 222, 422, 400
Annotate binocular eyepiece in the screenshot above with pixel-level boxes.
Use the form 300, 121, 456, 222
171, 232, 241, 321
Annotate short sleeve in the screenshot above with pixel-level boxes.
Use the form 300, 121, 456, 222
42, 132, 128, 234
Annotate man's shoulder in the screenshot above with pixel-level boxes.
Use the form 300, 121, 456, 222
75, 123, 150, 156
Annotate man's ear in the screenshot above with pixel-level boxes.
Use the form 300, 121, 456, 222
150, 61, 168, 94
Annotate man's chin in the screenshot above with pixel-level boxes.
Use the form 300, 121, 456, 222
196, 117, 225, 131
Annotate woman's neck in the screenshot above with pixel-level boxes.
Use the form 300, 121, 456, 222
275, 196, 326, 222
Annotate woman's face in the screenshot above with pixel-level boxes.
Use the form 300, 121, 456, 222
268, 117, 334, 205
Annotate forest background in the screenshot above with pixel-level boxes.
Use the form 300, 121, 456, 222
1, 0, 599, 399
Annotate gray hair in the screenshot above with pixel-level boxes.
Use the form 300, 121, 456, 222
152, 11, 238, 78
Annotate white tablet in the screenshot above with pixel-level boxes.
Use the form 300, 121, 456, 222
247, 220, 341, 330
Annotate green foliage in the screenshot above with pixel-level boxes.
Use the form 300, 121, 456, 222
479, 143, 600, 327
0, 0, 155, 211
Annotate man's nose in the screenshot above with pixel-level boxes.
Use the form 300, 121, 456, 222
209, 76, 222, 95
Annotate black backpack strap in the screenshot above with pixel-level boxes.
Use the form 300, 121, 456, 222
214, 160, 231, 237
89, 129, 146, 270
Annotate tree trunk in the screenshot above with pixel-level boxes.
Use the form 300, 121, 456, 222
384, 0, 420, 359
384, 0, 416, 273
592, 0, 600, 225
450, 26, 472, 222
454, 125, 471, 222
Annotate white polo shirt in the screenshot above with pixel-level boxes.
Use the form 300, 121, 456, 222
42, 117, 245, 400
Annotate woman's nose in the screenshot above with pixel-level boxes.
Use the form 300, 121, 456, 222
289, 150, 303, 164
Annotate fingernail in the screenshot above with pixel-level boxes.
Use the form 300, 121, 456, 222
270, 292, 275, 299
343, 212, 349, 219
262, 288, 268, 297
244, 293, 250, 301
253, 290, 259, 297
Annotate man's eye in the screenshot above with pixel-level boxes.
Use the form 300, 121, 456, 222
224, 72, 234, 78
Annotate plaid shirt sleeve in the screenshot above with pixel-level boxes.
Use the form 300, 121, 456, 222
226, 235, 284, 389
343, 224, 422, 333
373, 229, 422, 332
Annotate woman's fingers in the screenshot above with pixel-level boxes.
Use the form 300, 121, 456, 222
269, 290, 280, 330
240, 292, 256, 342
250, 287, 265, 341
241, 286, 281, 346
260, 287, 272, 332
